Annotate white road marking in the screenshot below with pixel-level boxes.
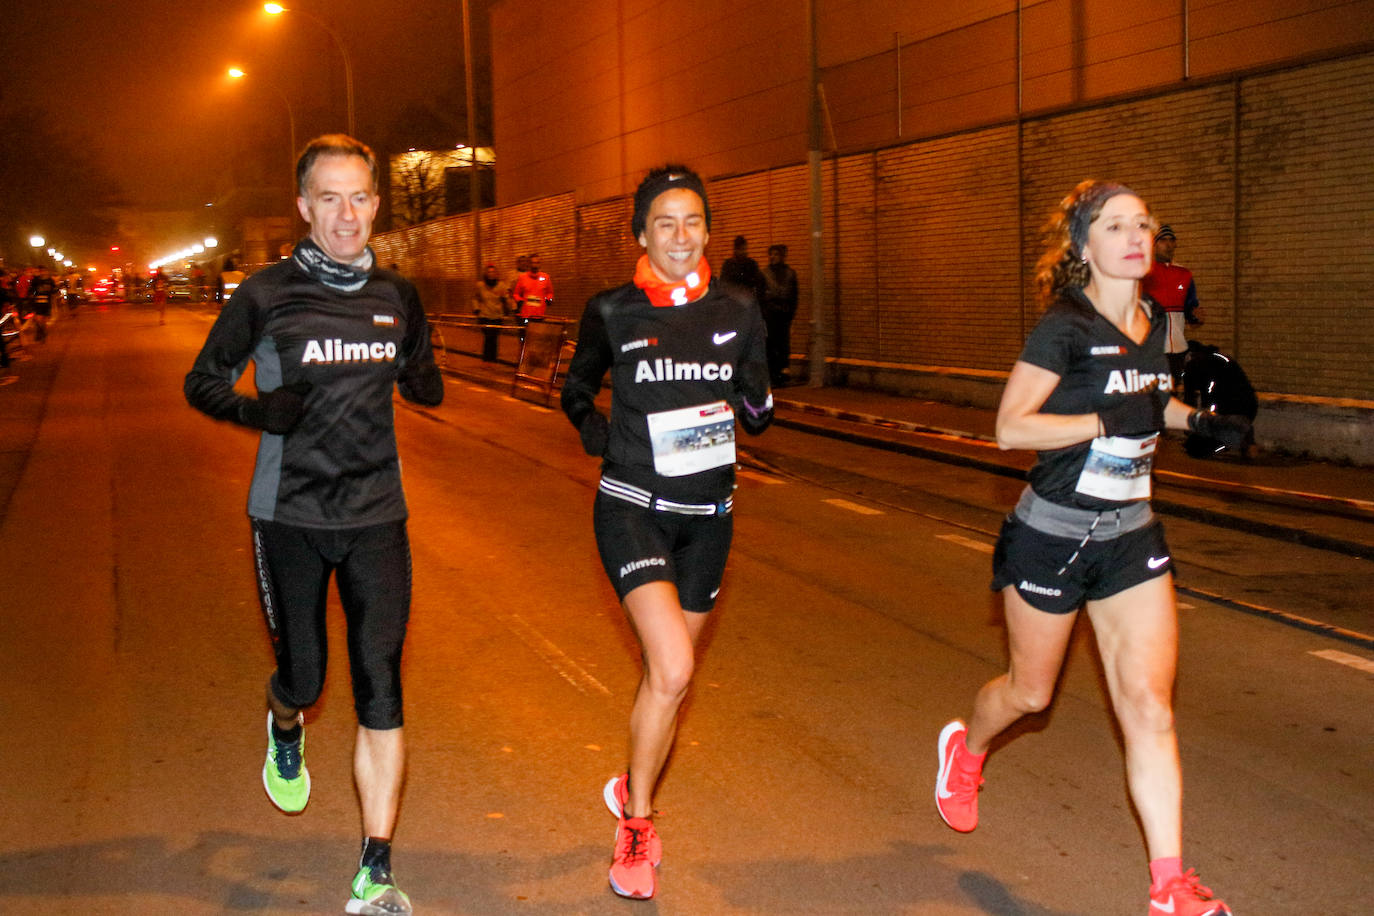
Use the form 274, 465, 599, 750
736, 469, 782, 485
824, 498, 883, 516
937, 533, 994, 554
1309, 649, 1374, 675
1177, 602, 1195, 610
498, 614, 612, 696
466, 386, 488, 393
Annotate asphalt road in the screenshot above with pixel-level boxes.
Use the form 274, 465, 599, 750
1, 304, 1370, 915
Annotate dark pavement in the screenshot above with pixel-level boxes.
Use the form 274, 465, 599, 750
3, 303, 1371, 914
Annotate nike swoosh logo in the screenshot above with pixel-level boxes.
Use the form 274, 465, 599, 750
936, 752, 957, 799
713, 331, 737, 345
1151, 895, 1176, 913
1148, 556, 1170, 570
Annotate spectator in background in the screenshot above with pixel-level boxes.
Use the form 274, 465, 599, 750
472, 262, 510, 362
504, 254, 530, 296
1140, 225, 1202, 387
720, 235, 766, 305
512, 252, 553, 322
760, 244, 799, 385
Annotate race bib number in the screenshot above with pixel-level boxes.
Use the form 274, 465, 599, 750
1075, 434, 1157, 501
646, 401, 736, 477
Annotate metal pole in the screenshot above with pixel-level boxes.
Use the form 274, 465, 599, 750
463, 0, 482, 278
287, 8, 355, 135
895, 32, 902, 138
806, 0, 826, 387
1182, 0, 1190, 80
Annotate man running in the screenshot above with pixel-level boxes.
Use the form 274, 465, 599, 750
185, 134, 443, 916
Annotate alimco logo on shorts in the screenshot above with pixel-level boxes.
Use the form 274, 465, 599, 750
620, 557, 666, 578
1019, 579, 1063, 597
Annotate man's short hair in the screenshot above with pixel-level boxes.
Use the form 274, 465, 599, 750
296, 134, 379, 197
734, 235, 748, 248
769, 244, 787, 257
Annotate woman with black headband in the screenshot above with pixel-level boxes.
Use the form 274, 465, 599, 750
934, 180, 1247, 916
561, 163, 773, 900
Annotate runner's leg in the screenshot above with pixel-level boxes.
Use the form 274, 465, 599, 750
1085, 574, 1182, 859
621, 581, 706, 818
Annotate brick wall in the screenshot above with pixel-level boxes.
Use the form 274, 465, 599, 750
1237, 53, 1374, 397
377, 51, 1374, 399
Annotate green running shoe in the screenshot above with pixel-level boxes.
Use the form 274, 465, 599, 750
262, 711, 310, 813
346, 863, 412, 915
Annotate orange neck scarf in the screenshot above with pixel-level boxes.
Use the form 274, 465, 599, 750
633, 254, 711, 308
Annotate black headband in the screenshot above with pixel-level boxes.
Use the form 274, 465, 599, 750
632, 170, 711, 237
1068, 182, 1135, 256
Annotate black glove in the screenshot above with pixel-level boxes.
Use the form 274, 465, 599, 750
1099, 393, 1166, 438
1189, 409, 1252, 450
241, 381, 310, 434
578, 410, 610, 457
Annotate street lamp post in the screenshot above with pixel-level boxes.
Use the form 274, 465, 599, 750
461, 0, 483, 278
264, 3, 355, 137
228, 67, 298, 175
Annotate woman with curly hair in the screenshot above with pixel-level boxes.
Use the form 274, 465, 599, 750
934, 180, 1248, 916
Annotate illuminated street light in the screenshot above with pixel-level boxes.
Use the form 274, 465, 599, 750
205, 237, 218, 248
263, 3, 355, 136
29, 235, 45, 248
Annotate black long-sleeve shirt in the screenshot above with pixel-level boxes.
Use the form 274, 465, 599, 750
561, 280, 772, 502
185, 258, 442, 528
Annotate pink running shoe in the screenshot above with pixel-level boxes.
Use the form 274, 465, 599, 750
603, 774, 662, 863
935, 720, 983, 832
1148, 869, 1232, 916
609, 816, 660, 899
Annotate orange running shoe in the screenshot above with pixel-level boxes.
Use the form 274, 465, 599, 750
935, 719, 983, 832
609, 815, 659, 899
602, 774, 662, 863
1148, 869, 1232, 916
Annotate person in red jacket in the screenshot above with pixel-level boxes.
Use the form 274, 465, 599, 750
511, 252, 553, 321
1139, 225, 1202, 386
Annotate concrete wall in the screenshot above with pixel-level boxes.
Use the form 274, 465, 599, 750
379, 16, 1374, 460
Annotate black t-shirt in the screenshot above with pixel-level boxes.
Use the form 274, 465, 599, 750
1018, 287, 1172, 509
561, 280, 772, 502
184, 258, 442, 528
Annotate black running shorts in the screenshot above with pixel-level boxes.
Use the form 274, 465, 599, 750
593, 490, 733, 612
990, 514, 1173, 614
251, 518, 411, 729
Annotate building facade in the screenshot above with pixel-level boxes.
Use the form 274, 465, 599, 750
376, 1, 1374, 414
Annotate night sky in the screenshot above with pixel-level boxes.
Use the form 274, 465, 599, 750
2, 0, 491, 262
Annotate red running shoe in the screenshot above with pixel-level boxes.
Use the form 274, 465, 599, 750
603, 774, 662, 863
935, 719, 983, 832
1148, 869, 1232, 916
609, 815, 660, 899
